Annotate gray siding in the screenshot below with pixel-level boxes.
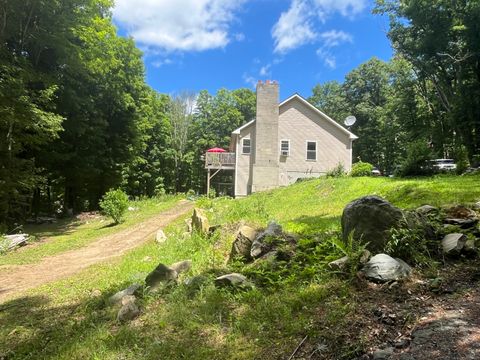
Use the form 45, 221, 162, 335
278, 98, 352, 184
235, 124, 255, 197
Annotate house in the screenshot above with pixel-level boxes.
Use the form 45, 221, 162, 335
205, 80, 358, 197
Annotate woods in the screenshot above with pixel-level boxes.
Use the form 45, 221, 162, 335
1, 0, 480, 227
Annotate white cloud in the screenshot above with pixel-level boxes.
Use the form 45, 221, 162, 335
272, 0, 317, 54
113, 0, 246, 52
314, 0, 367, 21
272, 0, 365, 54
242, 73, 257, 88
259, 64, 271, 77
319, 30, 353, 47
316, 30, 353, 69
152, 58, 173, 68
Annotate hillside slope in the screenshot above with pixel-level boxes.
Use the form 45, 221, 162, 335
1, 175, 479, 360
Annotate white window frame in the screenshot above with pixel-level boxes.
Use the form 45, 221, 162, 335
306, 140, 317, 161
280, 139, 290, 156
242, 138, 251, 154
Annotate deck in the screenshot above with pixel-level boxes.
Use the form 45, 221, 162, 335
205, 152, 236, 170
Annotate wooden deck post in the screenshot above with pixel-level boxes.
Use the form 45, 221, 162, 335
207, 168, 211, 197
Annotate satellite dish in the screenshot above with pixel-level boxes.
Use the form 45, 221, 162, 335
344, 115, 356, 127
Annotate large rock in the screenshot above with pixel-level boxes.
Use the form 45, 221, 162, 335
341, 196, 403, 252
230, 225, 257, 261
250, 221, 283, 258
416, 205, 438, 215
362, 254, 412, 283
214, 273, 251, 288
145, 263, 178, 290
441, 233, 467, 255
192, 208, 210, 234
109, 283, 142, 305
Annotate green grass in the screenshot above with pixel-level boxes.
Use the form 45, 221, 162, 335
1, 175, 479, 359
0, 195, 183, 266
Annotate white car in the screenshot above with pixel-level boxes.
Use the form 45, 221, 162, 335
432, 159, 456, 171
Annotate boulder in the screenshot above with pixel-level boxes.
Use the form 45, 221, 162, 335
230, 225, 257, 261
116, 295, 140, 322
170, 260, 192, 274
192, 208, 210, 234
214, 273, 251, 288
362, 254, 412, 283
341, 196, 403, 253
250, 221, 283, 258
145, 263, 178, 290
109, 283, 142, 305
441, 233, 467, 255
473, 201, 480, 211
155, 229, 167, 244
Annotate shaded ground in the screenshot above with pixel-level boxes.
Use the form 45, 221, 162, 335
289, 259, 480, 359
0, 200, 193, 303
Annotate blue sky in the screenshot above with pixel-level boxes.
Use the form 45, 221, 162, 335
113, 0, 393, 101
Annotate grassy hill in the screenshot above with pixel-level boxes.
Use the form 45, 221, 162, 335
1, 175, 479, 359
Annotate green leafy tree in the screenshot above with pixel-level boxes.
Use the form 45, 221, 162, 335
99, 189, 129, 224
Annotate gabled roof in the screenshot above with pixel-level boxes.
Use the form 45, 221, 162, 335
232, 118, 255, 135
231, 94, 358, 140
280, 94, 358, 140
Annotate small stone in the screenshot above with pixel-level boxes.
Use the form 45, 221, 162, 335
142, 256, 152, 262
117, 300, 140, 322
214, 273, 251, 288
363, 254, 412, 283
373, 347, 394, 359
170, 260, 192, 274
230, 225, 257, 261
156, 229, 167, 244
441, 233, 467, 254
328, 256, 349, 270
184, 275, 209, 293
416, 205, 438, 215
145, 263, 178, 290
109, 284, 142, 305
192, 208, 210, 234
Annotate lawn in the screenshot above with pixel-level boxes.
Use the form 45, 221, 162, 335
1, 175, 479, 359
0, 195, 183, 266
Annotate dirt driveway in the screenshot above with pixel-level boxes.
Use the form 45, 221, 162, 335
0, 200, 193, 303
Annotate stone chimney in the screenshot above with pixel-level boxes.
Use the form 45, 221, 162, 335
251, 80, 279, 192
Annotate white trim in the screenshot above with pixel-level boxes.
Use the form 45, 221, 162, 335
232, 119, 255, 135
280, 94, 358, 140
241, 138, 251, 154
280, 139, 290, 156
306, 140, 317, 161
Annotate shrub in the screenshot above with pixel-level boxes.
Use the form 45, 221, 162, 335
396, 140, 433, 177
350, 161, 374, 177
99, 189, 129, 224
455, 145, 470, 175
326, 163, 346, 178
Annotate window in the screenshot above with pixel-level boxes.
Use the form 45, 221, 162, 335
280, 140, 290, 156
306, 141, 317, 161
242, 138, 251, 154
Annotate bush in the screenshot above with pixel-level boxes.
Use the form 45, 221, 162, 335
396, 140, 433, 177
99, 189, 129, 224
455, 145, 470, 175
326, 163, 346, 178
350, 161, 374, 177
